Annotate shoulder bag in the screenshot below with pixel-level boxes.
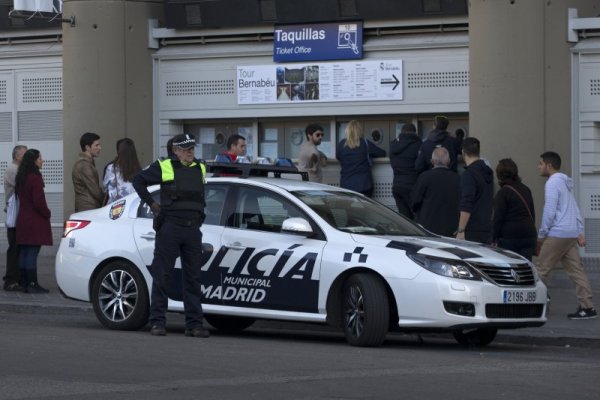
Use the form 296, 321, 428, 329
5, 194, 19, 228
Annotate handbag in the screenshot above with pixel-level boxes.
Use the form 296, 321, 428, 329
5, 193, 19, 228
102, 165, 120, 206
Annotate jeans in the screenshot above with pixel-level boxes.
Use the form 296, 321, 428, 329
18, 245, 41, 271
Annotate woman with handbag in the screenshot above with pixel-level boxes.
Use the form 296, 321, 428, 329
102, 138, 142, 204
492, 158, 537, 260
15, 149, 52, 293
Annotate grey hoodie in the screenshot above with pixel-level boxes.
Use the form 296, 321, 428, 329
539, 172, 584, 239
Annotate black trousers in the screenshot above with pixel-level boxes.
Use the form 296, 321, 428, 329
392, 184, 414, 219
149, 221, 204, 329
3, 227, 20, 284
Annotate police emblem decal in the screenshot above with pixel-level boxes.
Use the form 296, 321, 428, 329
109, 199, 126, 220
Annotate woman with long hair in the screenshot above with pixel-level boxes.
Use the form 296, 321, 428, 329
103, 138, 142, 204
15, 149, 52, 293
336, 120, 386, 197
492, 158, 537, 260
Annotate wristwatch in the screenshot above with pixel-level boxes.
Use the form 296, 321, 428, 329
456, 228, 465, 234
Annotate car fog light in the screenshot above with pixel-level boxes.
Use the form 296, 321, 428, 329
444, 301, 475, 317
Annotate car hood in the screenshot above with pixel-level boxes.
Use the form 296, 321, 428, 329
351, 234, 526, 265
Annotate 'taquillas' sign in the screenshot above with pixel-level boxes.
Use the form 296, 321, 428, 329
273, 21, 363, 63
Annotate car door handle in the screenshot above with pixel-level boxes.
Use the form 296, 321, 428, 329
140, 232, 156, 240
224, 241, 245, 250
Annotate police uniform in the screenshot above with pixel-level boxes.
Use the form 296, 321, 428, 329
132, 134, 208, 337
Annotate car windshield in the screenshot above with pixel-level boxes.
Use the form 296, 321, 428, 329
293, 190, 429, 236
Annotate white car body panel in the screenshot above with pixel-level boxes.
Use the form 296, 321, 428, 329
56, 176, 547, 334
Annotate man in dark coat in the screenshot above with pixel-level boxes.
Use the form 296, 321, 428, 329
389, 123, 421, 218
414, 116, 457, 174
410, 147, 460, 236
455, 137, 494, 244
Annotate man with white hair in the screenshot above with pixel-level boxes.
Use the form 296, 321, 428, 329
410, 146, 460, 236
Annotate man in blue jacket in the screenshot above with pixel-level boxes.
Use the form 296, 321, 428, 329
537, 151, 596, 320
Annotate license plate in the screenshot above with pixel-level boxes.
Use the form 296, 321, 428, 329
503, 290, 537, 303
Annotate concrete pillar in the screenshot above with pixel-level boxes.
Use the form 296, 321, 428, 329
468, 0, 600, 222
62, 0, 163, 217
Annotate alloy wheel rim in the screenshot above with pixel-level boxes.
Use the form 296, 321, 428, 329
345, 284, 364, 338
98, 270, 138, 322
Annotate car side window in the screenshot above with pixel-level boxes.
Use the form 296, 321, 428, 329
137, 186, 228, 226
228, 187, 303, 233
204, 185, 228, 226
138, 191, 160, 219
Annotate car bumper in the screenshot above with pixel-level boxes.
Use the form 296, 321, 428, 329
55, 242, 102, 302
389, 273, 548, 330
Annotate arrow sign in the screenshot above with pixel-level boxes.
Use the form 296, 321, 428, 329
380, 74, 400, 90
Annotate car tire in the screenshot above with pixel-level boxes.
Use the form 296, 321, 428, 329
205, 315, 255, 331
342, 273, 390, 347
91, 261, 149, 331
452, 328, 497, 347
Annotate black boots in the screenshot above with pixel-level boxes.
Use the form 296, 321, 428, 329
20, 269, 49, 294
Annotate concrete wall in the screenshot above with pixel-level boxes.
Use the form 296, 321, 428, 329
469, 0, 600, 224
62, 0, 163, 217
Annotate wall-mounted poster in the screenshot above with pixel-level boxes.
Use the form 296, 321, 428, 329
237, 60, 403, 105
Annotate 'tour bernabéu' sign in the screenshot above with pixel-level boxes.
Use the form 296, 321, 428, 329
273, 21, 363, 63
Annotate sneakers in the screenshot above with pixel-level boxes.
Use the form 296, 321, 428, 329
150, 325, 166, 336
567, 306, 598, 320
3, 282, 21, 292
184, 326, 210, 338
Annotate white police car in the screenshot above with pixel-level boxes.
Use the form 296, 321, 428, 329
56, 164, 547, 347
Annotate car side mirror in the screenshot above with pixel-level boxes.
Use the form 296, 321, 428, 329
281, 217, 313, 236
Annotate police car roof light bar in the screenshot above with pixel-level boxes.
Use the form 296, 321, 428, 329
206, 162, 309, 181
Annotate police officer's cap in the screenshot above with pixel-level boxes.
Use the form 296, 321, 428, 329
172, 134, 196, 149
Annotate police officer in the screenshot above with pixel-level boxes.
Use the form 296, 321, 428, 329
132, 133, 209, 337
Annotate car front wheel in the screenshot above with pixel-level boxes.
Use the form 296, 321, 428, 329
342, 273, 390, 347
453, 328, 497, 347
91, 261, 149, 330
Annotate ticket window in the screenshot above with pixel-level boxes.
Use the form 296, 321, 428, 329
185, 123, 254, 161
258, 121, 331, 161
336, 120, 393, 155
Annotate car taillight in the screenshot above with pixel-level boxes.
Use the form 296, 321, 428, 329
63, 220, 91, 237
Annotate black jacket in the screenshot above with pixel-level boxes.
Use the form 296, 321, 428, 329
414, 130, 457, 174
492, 181, 537, 242
410, 167, 460, 237
336, 139, 386, 194
132, 157, 206, 221
389, 133, 421, 187
459, 159, 494, 234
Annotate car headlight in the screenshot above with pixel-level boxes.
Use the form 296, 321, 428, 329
408, 254, 481, 281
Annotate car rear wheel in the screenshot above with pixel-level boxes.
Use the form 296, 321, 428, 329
205, 315, 255, 331
342, 273, 389, 347
453, 328, 497, 347
91, 261, 149, 330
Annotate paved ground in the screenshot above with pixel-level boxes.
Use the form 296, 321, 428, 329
1, 253, 600, 347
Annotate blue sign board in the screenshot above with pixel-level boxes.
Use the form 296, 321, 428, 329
273, 21, 363, 63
